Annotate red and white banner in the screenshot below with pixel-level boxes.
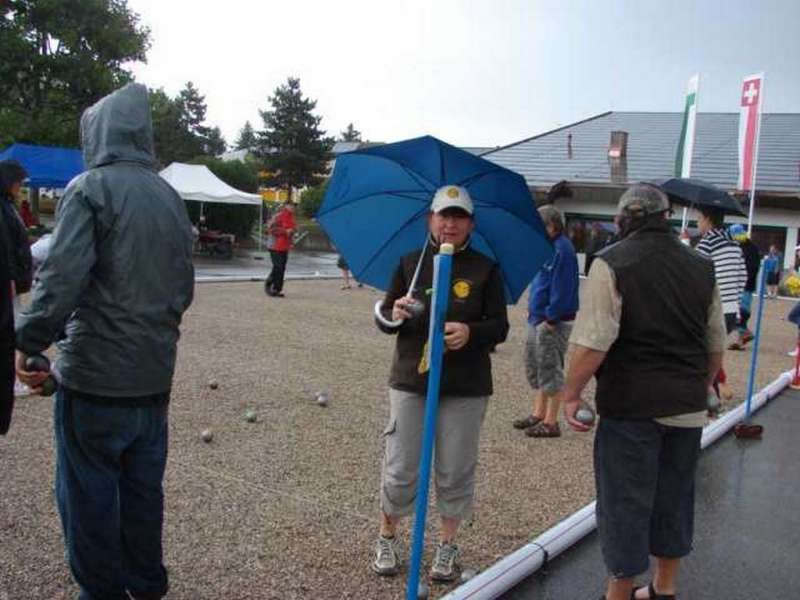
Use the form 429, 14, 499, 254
738, 73, 764, 191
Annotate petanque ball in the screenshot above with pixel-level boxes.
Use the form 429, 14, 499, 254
245, 409, 258, 423
201, 429, 213, 443
25, 355, 50, 373
40, 377, 57, 397
406, 299, 425, 319
575, 405, 596, 426
316, 392, 329, 407
460, 568, 478, 582
417, 582, 429, 599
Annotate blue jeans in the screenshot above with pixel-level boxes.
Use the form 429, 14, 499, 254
594, 417, 702, 578
55, 387, 170, 600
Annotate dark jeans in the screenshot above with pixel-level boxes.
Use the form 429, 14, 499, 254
266, 250, 288, 294
55, 387, 170, 600
594, 417, 702, 578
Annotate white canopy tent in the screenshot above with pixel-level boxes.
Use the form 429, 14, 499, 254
159, 162, 264, 248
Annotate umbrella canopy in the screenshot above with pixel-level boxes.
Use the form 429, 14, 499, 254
317, 135, 553, 303
656, 177, 745, 215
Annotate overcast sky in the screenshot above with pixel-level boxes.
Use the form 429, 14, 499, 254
126, 0, 799, 149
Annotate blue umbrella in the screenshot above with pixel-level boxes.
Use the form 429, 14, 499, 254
317, 135, 553, 303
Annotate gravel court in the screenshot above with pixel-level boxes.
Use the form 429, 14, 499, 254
1, 280, 796, 599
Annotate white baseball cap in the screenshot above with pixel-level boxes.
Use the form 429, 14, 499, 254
430, 185, 474, 215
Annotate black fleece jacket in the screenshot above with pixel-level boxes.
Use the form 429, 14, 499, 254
377, 242, 509, 397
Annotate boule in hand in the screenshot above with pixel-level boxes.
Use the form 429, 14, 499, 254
405, 298, 425, 319
575, 403, 596, 427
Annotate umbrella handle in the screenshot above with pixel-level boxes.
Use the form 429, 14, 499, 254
374, 299, 405, 328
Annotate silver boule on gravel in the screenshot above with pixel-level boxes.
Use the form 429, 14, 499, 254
575, 404, 596, 426
316, 391, 329, 406
417, 582, 429, 599
200, 428, 213, 443
208, 379, 219, 390
244, 409, 257, 423
460, 568, 478, 582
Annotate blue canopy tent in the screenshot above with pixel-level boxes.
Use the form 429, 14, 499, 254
0, 143, 85, 188
0, 143, 85, 220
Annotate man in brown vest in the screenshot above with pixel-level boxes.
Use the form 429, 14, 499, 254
562, 183, 726, 600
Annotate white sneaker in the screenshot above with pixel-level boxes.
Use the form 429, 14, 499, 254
430, 542, 460, 582
372, 535, 403, 576
788, 348, 798, 357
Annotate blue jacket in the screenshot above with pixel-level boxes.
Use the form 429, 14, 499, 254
528, 233, 579, 325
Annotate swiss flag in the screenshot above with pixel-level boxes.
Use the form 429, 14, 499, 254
738, 74, 764, 191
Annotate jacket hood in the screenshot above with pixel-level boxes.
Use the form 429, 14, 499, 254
80, 83, 156, 169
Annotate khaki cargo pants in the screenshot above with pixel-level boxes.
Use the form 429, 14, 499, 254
380, 388, 488, 519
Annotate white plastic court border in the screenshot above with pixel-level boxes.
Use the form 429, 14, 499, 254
442, 369, 794, 600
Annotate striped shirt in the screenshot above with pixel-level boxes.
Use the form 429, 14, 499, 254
696, 228, 747, 315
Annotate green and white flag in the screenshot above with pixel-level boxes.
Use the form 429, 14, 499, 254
675, 74, 699, 177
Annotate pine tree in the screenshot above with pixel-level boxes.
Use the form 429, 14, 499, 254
256, 77, 334, 199
177, 81, 210, 140
340, 123, 362, 142
235, 121, 258, 151
204, 126, 227, 156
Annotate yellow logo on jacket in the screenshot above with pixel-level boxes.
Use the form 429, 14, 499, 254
452, 279, 471, 299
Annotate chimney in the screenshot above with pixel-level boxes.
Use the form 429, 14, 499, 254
608, 131, 628, 158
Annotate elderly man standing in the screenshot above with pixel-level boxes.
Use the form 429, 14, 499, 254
562, 184, 725, 600
15, 83, 194, 600
513, 205, 579, 438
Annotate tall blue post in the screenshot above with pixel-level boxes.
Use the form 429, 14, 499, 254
406, 244, 454, 600
743, 259, 768, 421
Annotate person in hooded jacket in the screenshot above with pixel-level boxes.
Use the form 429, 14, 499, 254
0, 159, 32, 435
15, 83, 195, 600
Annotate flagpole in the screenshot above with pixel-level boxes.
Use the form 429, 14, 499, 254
677, 74, 699, 232
746, 73, 765, 236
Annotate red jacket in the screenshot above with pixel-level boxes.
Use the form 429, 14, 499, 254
268, 209, 296, 252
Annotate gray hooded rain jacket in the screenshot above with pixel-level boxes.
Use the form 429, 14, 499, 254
15, 83, 195, 398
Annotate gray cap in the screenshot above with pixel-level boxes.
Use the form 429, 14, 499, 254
617, 183, 670, 217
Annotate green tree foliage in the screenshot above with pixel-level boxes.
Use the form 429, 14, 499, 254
234, 121, 257, 151
188, 156, 260, 239
256, 77, 334, 197
204, 126, 227, 157
340, 123, 362, 142
150, 83, 226, 166
299, 181, 328, 218
0, 0, 151, 147
150, 88, 192, 166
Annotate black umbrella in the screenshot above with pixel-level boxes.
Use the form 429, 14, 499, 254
655, 177, 746, 216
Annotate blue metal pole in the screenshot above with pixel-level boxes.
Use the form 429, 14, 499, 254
406, 244, 454, 600
743, 259, 768, 422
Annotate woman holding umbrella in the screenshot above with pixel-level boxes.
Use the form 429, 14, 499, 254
371, 185, 509, 582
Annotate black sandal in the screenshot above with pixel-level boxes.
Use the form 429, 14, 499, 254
525, 421, 561, 438
630, 582, 676, 600
512, 414, 542, 429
